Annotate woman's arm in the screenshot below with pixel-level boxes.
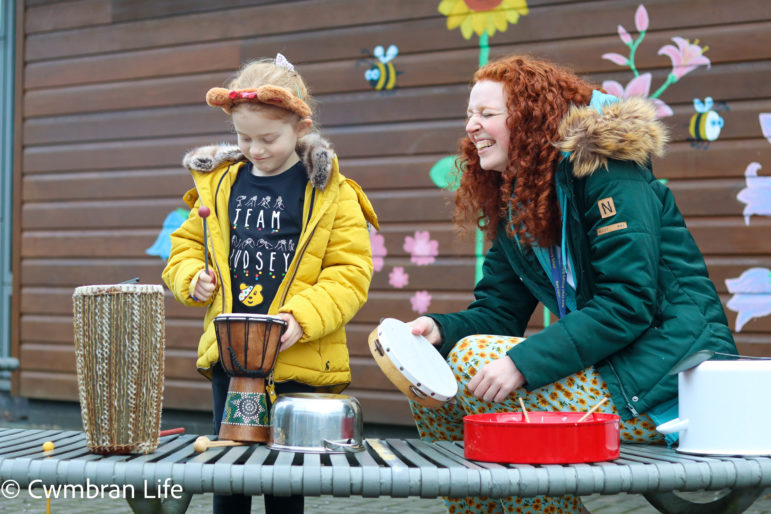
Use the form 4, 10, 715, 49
429, 233, 539, 357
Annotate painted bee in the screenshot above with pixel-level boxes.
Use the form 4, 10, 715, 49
362, 45, 400, 91
688, 97, 727, 148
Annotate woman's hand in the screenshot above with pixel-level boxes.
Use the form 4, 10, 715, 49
277, 313, 303, 352
192, 269, 217, 302
408, 316, 442, 346
467, 356, 525, 402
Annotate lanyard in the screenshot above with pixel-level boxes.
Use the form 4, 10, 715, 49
547, 245, 567, 319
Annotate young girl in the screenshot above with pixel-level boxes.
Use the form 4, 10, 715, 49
162, 55, 378, 514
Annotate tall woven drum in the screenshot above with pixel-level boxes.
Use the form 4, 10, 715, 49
72, 284, 165, 454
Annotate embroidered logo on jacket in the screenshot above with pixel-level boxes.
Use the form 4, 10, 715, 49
597, 222, 628, 236
597, 197, 617, 218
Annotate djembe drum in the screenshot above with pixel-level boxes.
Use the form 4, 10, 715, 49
72, 284, 165, 454
214, 313, 286, 442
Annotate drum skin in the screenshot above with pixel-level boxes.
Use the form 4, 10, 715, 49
367, 326, 450, 409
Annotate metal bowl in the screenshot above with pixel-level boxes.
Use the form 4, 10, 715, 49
268, 393, 364, 453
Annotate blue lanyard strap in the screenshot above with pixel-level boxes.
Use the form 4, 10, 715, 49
510, 192, 575, 319
547, 245, 567, 319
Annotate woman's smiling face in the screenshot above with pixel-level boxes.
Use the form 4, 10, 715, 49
465, 80, 510, 173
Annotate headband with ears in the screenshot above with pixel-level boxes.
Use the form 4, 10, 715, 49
205, 85, 312, 118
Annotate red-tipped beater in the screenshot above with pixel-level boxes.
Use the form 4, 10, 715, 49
199, 206, 211, 273
160, 427, 186, 437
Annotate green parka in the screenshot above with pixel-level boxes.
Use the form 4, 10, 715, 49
430, 97, 736, 420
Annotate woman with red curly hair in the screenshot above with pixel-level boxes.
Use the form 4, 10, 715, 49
408, 55, 736, 513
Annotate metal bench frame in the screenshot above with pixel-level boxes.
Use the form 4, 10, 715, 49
1, 428, 769, 513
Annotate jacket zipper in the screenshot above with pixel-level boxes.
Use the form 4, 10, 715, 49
562, 163, 639, 417
277, 187, 316, 308
606, 359, 639, 417
210, 165, 232, 315
271, 187, 349, 389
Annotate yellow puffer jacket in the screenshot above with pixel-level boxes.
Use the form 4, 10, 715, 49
162, 134, 378, 391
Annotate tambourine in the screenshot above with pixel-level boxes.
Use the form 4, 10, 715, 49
368, 318, 457, 408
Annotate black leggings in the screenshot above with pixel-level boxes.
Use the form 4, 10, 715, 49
211, 361, 312, 514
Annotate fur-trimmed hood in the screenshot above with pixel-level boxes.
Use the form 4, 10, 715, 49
555, 95, 669, 178
181, 132, 335, 190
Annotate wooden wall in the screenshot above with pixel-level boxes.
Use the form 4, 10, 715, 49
12, 0, 771, 425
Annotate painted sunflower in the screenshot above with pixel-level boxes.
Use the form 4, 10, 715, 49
438, 0, 529, 40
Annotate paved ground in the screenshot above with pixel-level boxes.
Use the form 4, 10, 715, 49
1, 399, 770, 512
1, 489, 771, 513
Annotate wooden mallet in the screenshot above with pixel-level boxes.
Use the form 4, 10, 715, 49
198, 206, 211, 274
193, 436, 246, 453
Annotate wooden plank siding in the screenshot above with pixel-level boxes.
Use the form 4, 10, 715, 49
11, 0, 771, 426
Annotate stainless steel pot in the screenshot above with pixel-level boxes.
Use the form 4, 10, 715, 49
268, 393, 364, 453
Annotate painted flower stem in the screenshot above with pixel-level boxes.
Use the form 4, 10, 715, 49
478, 32, 490, 69
475, 229, 484, 283
475, 32, 491, 284
627, 32, 645, 77
649, 73, 676, 99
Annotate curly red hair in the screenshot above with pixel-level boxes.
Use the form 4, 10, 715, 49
453, 55, 596, 247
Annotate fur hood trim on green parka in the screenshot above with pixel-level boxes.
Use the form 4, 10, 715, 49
555, 96, 669, 178
181, 132, 335, 190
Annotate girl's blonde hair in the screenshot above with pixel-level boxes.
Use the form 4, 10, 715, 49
228, 59, 317, 117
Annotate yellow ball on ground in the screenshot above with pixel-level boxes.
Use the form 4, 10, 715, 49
42, 441, 55, 452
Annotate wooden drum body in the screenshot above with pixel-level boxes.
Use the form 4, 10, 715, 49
72, 284, 165, 454
214, 314, 286, 442
368, 318, 457, 408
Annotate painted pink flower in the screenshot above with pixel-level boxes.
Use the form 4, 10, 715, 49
403, 231, 439, 266
602, 52, 628, 66
370, 231, 387, 272
410, 291, 432, 314
617, 25, 632, 45
634, 4, 649, 32
650, 100, 674, 119
658, 37, 711, 80
602, 74, 674, 118
388, 267, 409, 289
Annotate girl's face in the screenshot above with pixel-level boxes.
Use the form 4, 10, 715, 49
465, 80, 510, 173
232, 105, 311, 176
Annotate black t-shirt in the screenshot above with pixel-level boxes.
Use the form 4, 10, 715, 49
228, 161, 307, 314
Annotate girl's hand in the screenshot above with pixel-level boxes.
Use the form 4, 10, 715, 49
467, 356, 525, 402
192, 270, 217, 302
408, 316, 442, 346
277, 313, 303, 352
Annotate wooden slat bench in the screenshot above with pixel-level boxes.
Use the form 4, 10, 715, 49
0, 428, 769, 513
